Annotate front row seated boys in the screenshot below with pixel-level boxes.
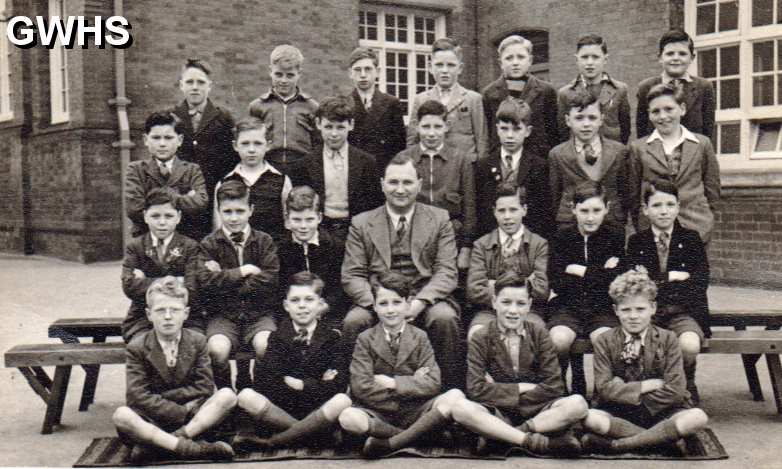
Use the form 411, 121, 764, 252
582, 267, 709, 454
112, 277, 237, 462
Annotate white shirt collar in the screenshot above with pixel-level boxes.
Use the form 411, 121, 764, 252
420, 142, 444, 156
574, 135, 602, 154
661, 71, 693, 84
383, 323, 406, 341
224, 161, 283, 186
323, 143, 348, 159
151, 232, 175, 249
156, 329, 182, 348
646, 126, 699, 147
500, 147, 523, 167
221, 224, 251, 246
578, 72, 611, 86
293, 320, 318, 341
156, 158, 174, 170
357, 87, 375, 101
498, 225, 525, 246
293, 231, 320, 247
623, 327, 649, 343
651, 225, 674, 241
386, 204, 415, 230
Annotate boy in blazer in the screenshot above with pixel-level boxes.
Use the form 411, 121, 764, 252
625, 180, 709, 402
557, 34, 631, 144
112, 277, 237, 462
482, 35, 559, 157
121, 188, 203, 342
582, 267, 709, 454
475, 98, 551, 239
126, 111, 208, 242
636, 29, 715, 142
173, 59, 239, 240
407, 37, 488, 163
347, 47, 406, 172
233, 272, 351, 450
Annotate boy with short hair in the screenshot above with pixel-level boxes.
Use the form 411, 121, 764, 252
625, 180, 710, 402
121, 188, 203, 343
467, 183, 548, 339
558, 34, 631, 144
112, 277, 237, 462
248, 44, 319, 184
126, 111, 208, 242
636, 29, 715, 141
347, 47, 407, 172
397, 99, 476, 270
407, 37, 488, 163
198, 180, 280, 389
475, 97, 551, 239
582, 267, 709, 454
216, 117, 292, 242
233, 272, 351, 450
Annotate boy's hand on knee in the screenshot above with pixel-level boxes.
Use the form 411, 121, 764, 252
668, 271, 690, 282
406, 299, 427, 321
604, 257, 619, 269
517, 382, 537, 394
565, 264, 587, 277
322, 369, 338, 381
205, 261, 222, 272
284, 376, 304, 391
133, 269, 146, 279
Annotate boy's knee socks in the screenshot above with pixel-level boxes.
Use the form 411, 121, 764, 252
256, 401, 298, 431
611, 419, 680, 452
607, 416, 645, 438
367, 418, 403, 438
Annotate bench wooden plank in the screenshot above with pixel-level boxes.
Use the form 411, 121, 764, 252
4, 343, 125, 367
704, 330, 782, 354
48, 317, 122, 340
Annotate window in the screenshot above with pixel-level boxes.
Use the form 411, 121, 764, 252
0, 0, 12, 121
687, 0, 782, 168
49, 0, 69, 123
358, 6, 446, 119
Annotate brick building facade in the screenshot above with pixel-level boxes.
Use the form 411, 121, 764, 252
1, 0, 780, 288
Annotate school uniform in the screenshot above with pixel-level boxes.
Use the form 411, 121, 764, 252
349, 323, 441, 427
549, 136, 630, 230
636, 73, 715, 142
628, 127, 721, 243
474, 144, 552, 239
254, 319, 348, 420
407, 83, 488, 163
466, 319, 565, 423
125, 157, 208, 241
557, 73, 631, 144
482, 75, 560, 157
348, 88, 406, 172
121, 232, 203, 342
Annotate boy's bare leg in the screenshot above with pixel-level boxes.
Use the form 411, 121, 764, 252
450, 398, 527, 446
549, 325, 577, 385
236, 388, 297, 430
521, 395, 588, 434
585, 408, 708, 453
338, 407, 401, 438
251, 331, 272, 361
113, 406, 179, 451
208, 335, 233, 389
679, 331, 702, 401
584, 408, 644, 438
182, 388, 237, 438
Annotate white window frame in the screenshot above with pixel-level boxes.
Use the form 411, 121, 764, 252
686, 0, 782, 171
49, 0, 69, 124
358, 4, 446, 124
0, 0, 13, 121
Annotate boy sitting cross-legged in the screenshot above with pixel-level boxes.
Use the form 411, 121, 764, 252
581, 267, 709, 454
112, 277, 237, 462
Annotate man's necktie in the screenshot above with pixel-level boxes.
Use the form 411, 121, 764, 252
389, 331, 402, 355
293, 328, 309, 345
657, 231, 670, 273
396, 216, 407, 243
584, 143, 598, 166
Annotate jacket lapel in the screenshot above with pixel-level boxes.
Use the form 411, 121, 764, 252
516, 146, 535, 184
561, 140, 590, 179
599, 81, 618, 109
370, 326, 397, 368
597, 137, 617, 179
675, 138, 699, 183
194, 100, 218, 136
521, 76, 541, 105
445, 84, 467, 114
309, 145, 326, 194
645, 140, 670, 171
368, 209, 392, 268
394, 326, 417, 368
174, 101, 195, 136
410, 204, 430, 270
488, 323, 515, 375
643, 327, 661, 373
173, 330, 196, 384
347, 146, 360, 201
167, 157, 186, 187
145, 331, 175, 385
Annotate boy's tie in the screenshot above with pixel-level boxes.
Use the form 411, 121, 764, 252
388, 331, 402, 355
621, 333, 644, 381
396, 216, 407, 243
155, 238, 166, 260
503, 154, 517, 181
502, 234, 517, 257
583, 143, 598, 166
293, 328, 309, 345
189, 107, 202, 131
363, 96, 371, 110
159, 162, 170, 180
230, 231, 245, 265
657, 231, 670, 273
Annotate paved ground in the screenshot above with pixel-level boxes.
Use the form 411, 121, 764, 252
1, 254, 781, 468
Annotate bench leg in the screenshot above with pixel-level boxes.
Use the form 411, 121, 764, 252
42, 366, 71, 434
18, 367, 52, 403
78, 335, 106, 411
765, 354, 782, 415
734, 325, 764, 401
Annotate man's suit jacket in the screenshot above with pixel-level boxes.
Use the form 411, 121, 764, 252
628, 133, 721, 242
557, 74, 631, 144
466, 320, 565, 415
350, 323, 441, 413
124, 157, 208, 241
625, 222, 710, 335
593, 326, 691, 416
407, 83, 488, 162
636, 76, 715, 142
482, 75, 560, 156
475, 145, 552, 239
549, 137, 629, 226
341, 203, 458, 309
305, 144, 383, 219
126, 328, 214, 429
348, 89, 406, 172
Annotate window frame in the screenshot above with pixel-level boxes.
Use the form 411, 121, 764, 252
0, 0, 13, 122
49, 0, 69, 124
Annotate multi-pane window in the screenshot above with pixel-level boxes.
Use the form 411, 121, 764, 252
0, 0, 12, 121
696, 0, 739, 34
358, 6, 446, 119
49, 0, 69, 123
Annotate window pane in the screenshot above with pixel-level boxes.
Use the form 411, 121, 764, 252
697, 4, 716, 34
779, 0, 782, 23
366, 11, 377, 25
720, 45, 740, 76
719, 123, 740, 154
719, 1, 738, 31
414, 16, 423, 30
754, 41, 775, 72
754, 122, 780, 151
778, 73, 782, 103
753, 0, 774, 26
700, 49, 717, 78
415, 31, 424, 44
754, 75, 775, 105
721, 78, 740, 108
367, 26, 377, 41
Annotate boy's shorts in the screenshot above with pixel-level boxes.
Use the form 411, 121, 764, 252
547, 307, 618, 337
654, 313, 705, 343
207, 313, 276, 351
470, 309, 546, 331
355, 398, 436, 429
481, 397, 562, 426
596, 402, 692, 429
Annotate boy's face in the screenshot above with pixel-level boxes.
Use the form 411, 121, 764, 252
643, 191, 680, 231
218, 198, 253, 233
146, 294, 189, 340
576, 44, 607, 82
648, 95, 685, 136
179, 67, 211, 107
429, 50, 462, 89
233, 129, 268, 168
492, 286, 530, 331
143, 124, 183, 162
317, 117, 354, 151
374, 285, 409, 330
493, 195, 527, 236
499, 43, 532, 79
417, 114, 448, 150
614, 294, 656, 335
572, 196, 608, 235
349, 58, 378, 92
382, 162, 422, 212
659, 41, 693, 78
285, 208, 321, 243
284, 284, 324, 328
565, 101, 603, 143
144, 202, 181, 241
497, 120, 531, 154
270, 64, 301, 98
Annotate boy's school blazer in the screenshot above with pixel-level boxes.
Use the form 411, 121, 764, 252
348, 89, 407, 171
557, 74, 632, 144
636, 75, 715, 142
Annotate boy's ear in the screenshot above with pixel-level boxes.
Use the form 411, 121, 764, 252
679, 102, 687, 116
175, 134, 184, 147
183, 306, 190, 320
145, 307, 152, 320
612, 304, 618, 316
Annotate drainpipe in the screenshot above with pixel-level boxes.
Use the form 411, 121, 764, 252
109, 0, 134, 249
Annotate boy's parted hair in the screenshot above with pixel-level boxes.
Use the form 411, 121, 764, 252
270, 44, 304, 68
287, 271, 325, 296
232, 116, 268, 140
643, 178, 680, 204
658, 29, 694, 56
285, 185, 321, 213
144, 187, 178, 211
572, 180, 607, 206
146, 276, 189, 307
609, 266, 658, 303
493, 271, 530, 297
493, 181, 528, 206
144, 111, 184, 135
576, 33, 607, 54
371, 271, 413, 299
348, 46, 378, 68
496, 97, 532, 126
646, 83, 684, 105
315, 95, 355, 122
564, 88, 604, 114
180, 58, 212, 78
216, 179, 250, 206
497, 34, 533, 56
417, 99, 447, 121
431, 37, 463, 61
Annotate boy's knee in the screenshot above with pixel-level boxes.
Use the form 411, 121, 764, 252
434, 389, 465, 416
214, 387, 238, 409
450, 398, 477, 423
589, 327, 611, 344
338, 408, 368, 434
252, 331, 271, 357
208, 335, 232, 362
561, 394, 589, 420
678, 332, 701, 355
549, 326, 575, 351
687, 408, 709, 427
323, 394, 353, 420
426, 303, 458, 328
583, 409, 611, 434
342, 307, 373, 334
237, 388, 268, 413
112, 406, 135, 428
